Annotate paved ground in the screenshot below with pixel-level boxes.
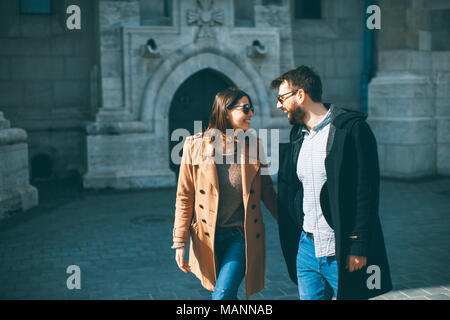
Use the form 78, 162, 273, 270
0, 176, 449, 300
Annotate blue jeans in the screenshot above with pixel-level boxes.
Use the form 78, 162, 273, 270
296, 231, 339, 300
212, 229, 246, 300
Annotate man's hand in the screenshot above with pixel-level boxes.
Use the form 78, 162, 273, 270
345, 255, 367, 272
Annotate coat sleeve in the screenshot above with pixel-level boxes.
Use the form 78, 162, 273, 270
172, 136, 195, 244
258, 138, 278, 221
277, 142, 300, 284
347, 120, 381, 257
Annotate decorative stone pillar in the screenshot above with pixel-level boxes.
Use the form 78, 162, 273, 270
368, 71, 436, 178
0, 112, 38, 220
368, 0, 440, 178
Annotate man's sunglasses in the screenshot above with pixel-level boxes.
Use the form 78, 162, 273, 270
277, 89, 298, 104
227, 104, 254, 115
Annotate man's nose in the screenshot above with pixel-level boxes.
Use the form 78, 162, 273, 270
276, 101, 283, 110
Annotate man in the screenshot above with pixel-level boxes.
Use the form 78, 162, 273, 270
272, 66, 392, 300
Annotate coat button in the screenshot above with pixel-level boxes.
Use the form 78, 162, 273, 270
202, 219, 207, 223
254, 218, 258, 223
250, 189, 254, 194
205, 232, 209, 237
199, 204, 204, 209
252, 204, 256, 209
256, 233, 260, 239
200, 189, 205, 194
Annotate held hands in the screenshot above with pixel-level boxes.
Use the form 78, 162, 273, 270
175, 247, 191, 273
345, 255, 367, 272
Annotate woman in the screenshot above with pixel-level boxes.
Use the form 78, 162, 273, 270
171, 87, 278, 300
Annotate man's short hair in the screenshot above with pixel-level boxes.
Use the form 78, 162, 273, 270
271, 65, 322, 102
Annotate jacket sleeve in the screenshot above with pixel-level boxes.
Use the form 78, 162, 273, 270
172, 136, 195, 244
348, 120, 381, 257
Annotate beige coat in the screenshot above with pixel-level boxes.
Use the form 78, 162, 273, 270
172, 129, 278, 299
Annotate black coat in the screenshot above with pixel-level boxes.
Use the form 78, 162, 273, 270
277, 104, 392, 300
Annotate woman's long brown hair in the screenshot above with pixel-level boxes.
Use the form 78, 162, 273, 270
207, 87, 253, 134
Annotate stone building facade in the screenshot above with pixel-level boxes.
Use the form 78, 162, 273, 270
0, 0, 449, 213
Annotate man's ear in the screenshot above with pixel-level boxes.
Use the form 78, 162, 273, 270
297, 89, 305, 104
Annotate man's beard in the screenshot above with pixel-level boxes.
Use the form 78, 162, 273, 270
288, 105, 306, 125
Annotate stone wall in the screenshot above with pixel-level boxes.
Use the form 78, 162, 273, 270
291, 0, 365, 111
0, 0, 98, 179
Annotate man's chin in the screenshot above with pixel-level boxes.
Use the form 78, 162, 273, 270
288, 113, 299, 125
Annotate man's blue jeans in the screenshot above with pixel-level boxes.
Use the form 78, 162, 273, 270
296, 231, 339, 300
212, 229, 246, 300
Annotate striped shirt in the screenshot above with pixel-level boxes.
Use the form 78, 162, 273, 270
297, 106, 336, 258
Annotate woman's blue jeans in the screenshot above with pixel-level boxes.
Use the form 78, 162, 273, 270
212, 229, 246, 300
296, 231, 339, 300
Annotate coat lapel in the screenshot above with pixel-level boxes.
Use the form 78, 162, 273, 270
241, 149, 260, 202
200, 136, 219, 195
198, 132, 260, 203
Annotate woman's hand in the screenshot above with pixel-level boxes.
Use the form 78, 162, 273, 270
175, 247, 191, 273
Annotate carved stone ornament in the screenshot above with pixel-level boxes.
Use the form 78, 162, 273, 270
187, 0, 225, 41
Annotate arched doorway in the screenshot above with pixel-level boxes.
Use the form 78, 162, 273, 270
169, 68, 234, 174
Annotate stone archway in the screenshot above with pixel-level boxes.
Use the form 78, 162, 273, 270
140, 45, 271, 136
139, 45, 272, 184
168, 68, 235, 173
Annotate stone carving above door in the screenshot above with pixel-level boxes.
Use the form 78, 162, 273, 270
187, 0, 224, 41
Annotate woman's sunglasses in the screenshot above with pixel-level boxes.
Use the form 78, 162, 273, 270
227, 104, 254, 115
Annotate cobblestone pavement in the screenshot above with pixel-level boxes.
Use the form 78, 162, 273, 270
0, 176, 449, 300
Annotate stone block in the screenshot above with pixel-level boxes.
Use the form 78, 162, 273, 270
377, 28, 408, 50
84, 132, 176, 189
369, 73, 434, 100
11, 57, 64, 81
24, 82, 53, 109
369, 118, 435, 145
368, 97, 433, 118
50, 37, 74, 56
100, 50, 122, 78
0, 58, 10, 80
432, 52, 450, 72
99, 1, 140, 50
378, 50, 432, 73
327, 0, 364, 20
64, 57, 93, 80
0, 122, 38, 218
437, 118, 450, 144
335, 57, 363, 77
102, 89, 124, 109
324, 77, 361, 101
333, 40, 364, 57
53, 81, 90, 107
418, 30, 432, 51
436, 98, 450, 117
437, 144, 450, 176
0, 38, 51, 56
379, 143, 436, 178
0, 81, 25, 108
19, 16, 51, 38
